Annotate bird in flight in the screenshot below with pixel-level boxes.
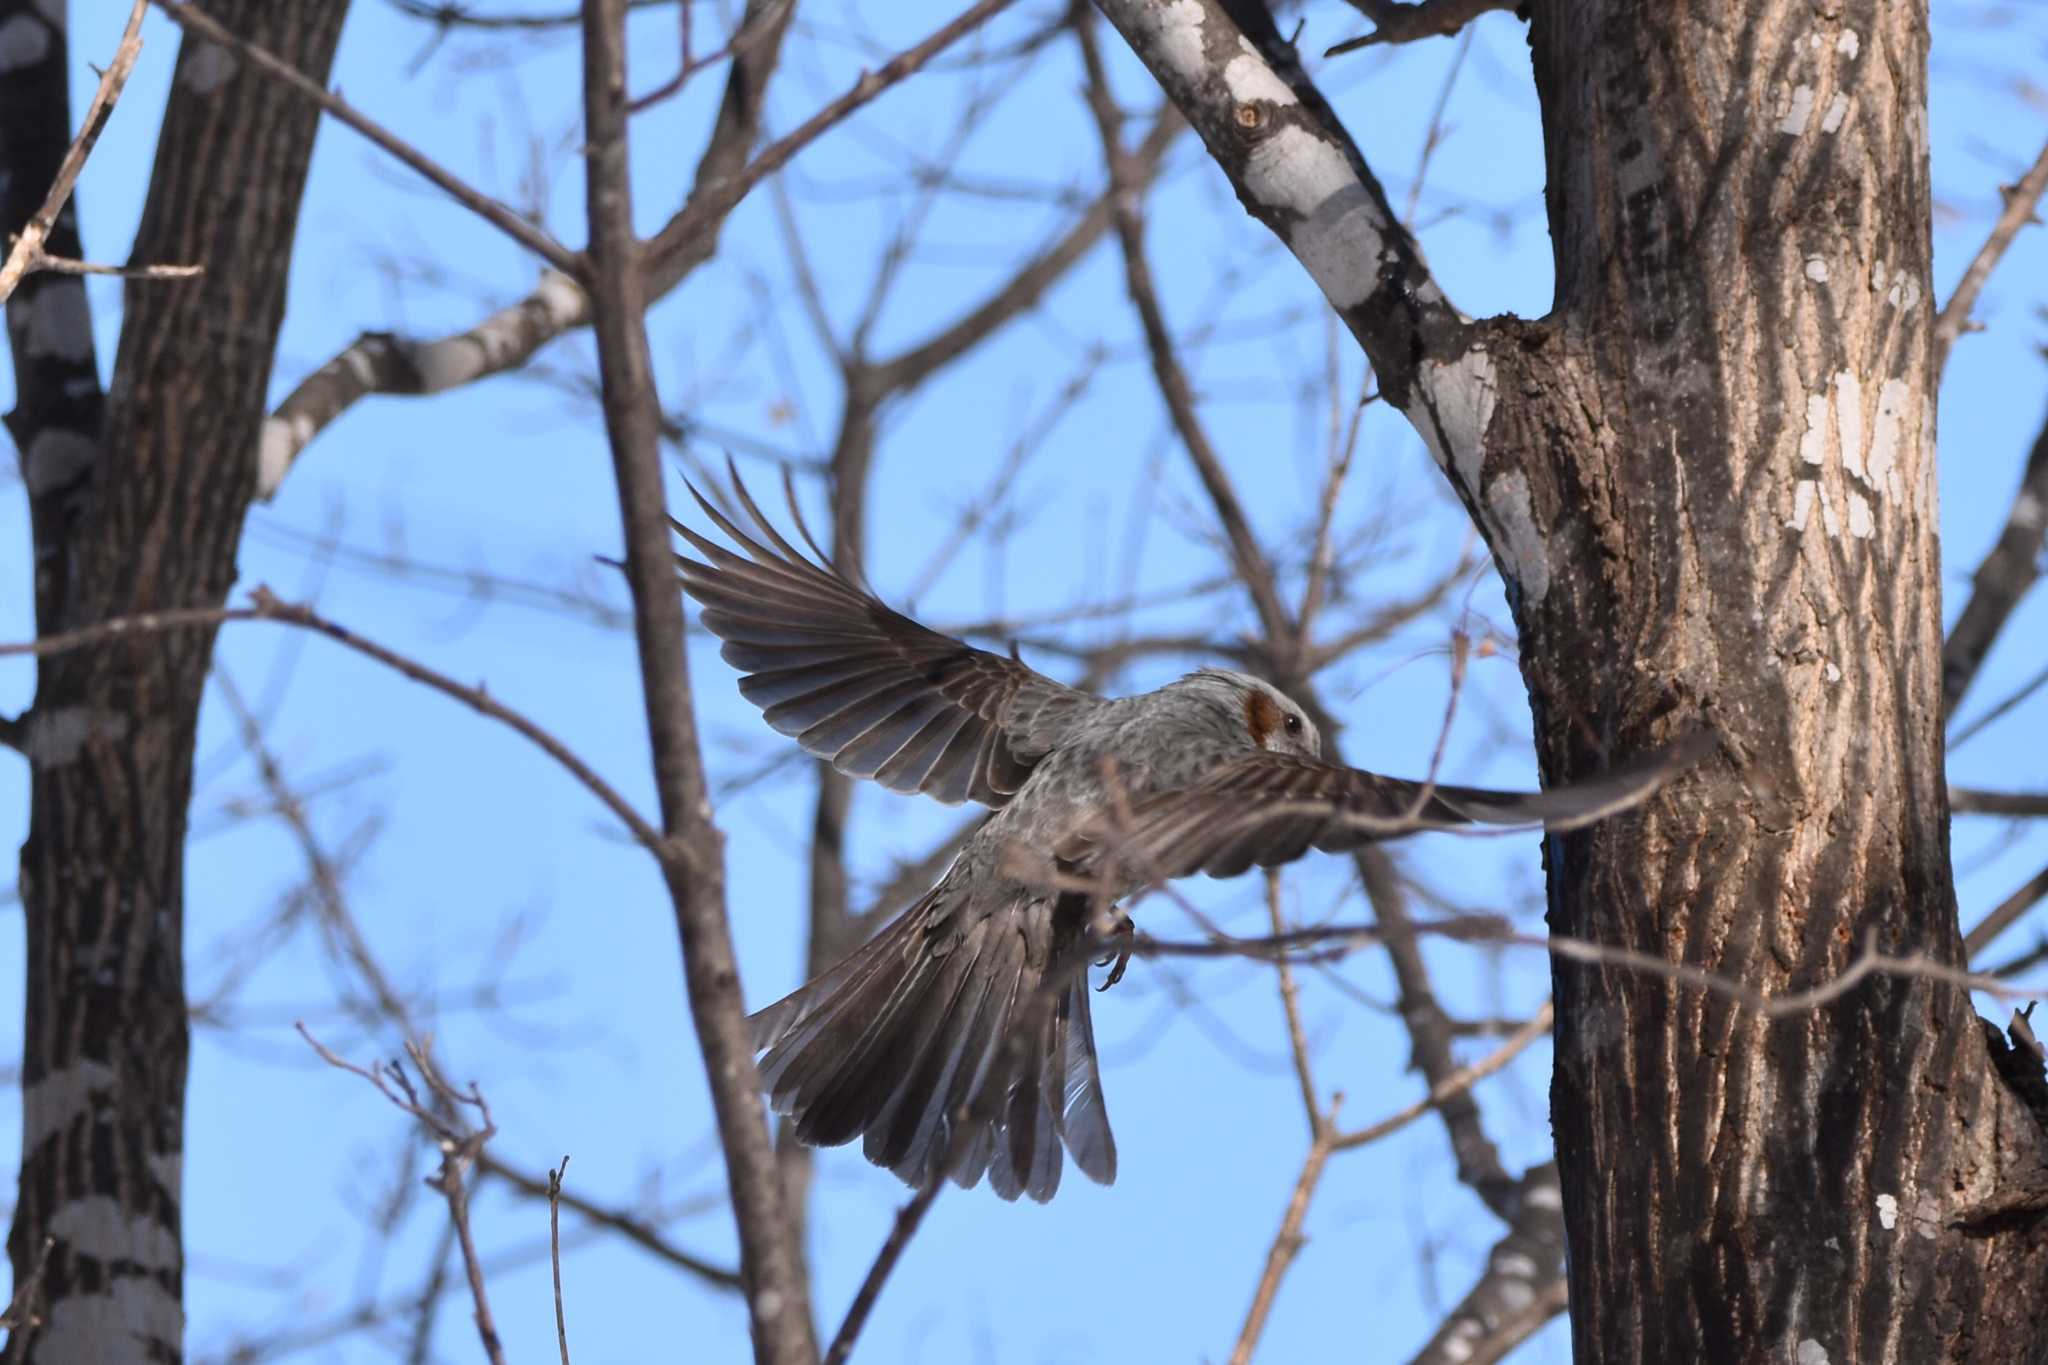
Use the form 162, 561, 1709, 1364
676, 471, 1707, 1203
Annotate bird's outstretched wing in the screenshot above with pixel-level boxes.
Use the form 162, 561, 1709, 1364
676, 469, 1104, 808
1068, 734, 1715, 881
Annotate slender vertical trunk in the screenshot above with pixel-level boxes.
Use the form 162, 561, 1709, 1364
7, 6, 348, 1357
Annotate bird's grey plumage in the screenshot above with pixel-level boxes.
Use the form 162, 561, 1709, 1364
677, 469, 1709, 1203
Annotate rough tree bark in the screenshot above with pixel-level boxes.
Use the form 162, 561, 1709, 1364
1096, 0, 2048, 1359
3, 3, 349, 1358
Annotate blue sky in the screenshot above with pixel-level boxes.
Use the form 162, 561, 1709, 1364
3, 2, 2046, 1362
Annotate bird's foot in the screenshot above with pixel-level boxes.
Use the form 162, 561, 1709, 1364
1094, 913, 1135, 992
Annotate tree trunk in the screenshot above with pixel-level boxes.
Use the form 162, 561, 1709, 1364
1094, 0, 2048, 1358
6, 4, 348, 1357
1499, 4, 2048, 1359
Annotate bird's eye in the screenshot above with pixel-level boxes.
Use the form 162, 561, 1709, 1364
1283, 714, 1302, 734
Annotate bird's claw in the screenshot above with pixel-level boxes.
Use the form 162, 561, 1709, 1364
1095, 914, 1135, 992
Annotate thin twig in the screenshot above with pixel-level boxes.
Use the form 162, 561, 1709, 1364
1965, 860, 2048, 961
1333, 1002, 1553, 1150
1326, 0, 1518, 56
548, 1156, 572, 1365
822, 1179, 944, 1365
149, 0, 580, 275
643, 0, 1018, 275
0, 0, 153, 305
1227, 873, 1344, 1365
297, 1027, 506, 1365
0, 592, 663, 852
1934, 136, 2048, 371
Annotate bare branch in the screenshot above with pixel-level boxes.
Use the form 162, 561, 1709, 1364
1091, 0, 1470, 407
579, 3, 815, 1356
1934, 136, 2048, 371
1965, 861, 2048, 962
150, 0, 580, 274
1334, 1002, 1553, 1151
820, 1180, 943, 1365
548, 1157, 572, 1365
0, 593, 665, 854
1942, 403, 2048, 718
0, 0, 151, 306
1407, 1163, 1567, 1365
296, 1028, 507, 1365
477, 1153, 739, 1289
1327, 0, 1520, 56
642, 0, 1018, 290
1951, 788, 2048, 819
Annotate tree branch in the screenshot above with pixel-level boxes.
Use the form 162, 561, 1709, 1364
1406, 1162, 1567, 1365
1090, 0, 1470, 409
1327, 0, 1521, 56
578, 4, 816, 1359
1942, 402, 2048, 718
1933, 136, 2048, 372
151, 0, 579, 274
0, 0, 152, 306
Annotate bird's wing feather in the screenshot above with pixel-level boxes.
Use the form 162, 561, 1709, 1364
1071, 734, 1714, 882
676, 469, 1103, 808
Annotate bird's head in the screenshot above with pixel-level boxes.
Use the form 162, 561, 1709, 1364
1175, 669, 1322, 759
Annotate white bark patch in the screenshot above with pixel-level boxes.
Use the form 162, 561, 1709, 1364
1139, 0, 1207, 77
256, 414, 316, 499
1779, 85, 1815, 135
1485, 470, 1551, 606
1867, 378, 1909, 502
1496, 1278, 1537, 1313
1817, 483, 1840, 537
1876, 1192, 1899, 1229
24, 429, 96, 496
180, 40, 238, 94
0, 13, 50, 69
1886, 273, 1921, 311
1847, 491, 1874, 539
1787, 480, 1817, 532
1526, 1180, 1562, 1210
1824, 660, 1842, 683
1222, 51, 1294, 107
1870, 261, 1887, 291
20, 704, 126, 767
1804, 256, 1828, 283
1833, 372, 1864, 480
1798, 394, 1829, 466
23, 292, 92, 359
51, 1198, 180, 1269
37, 1280, 183, 1362
1820, 93, 1850, 134
1401, 346, 1499, 495
1837, 30, 1860, 57
1242, 126, 1383, 309
23, 1061, 116, 1153
1799, 1341, 1830, 1365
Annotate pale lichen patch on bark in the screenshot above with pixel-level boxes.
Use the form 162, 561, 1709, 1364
0, 12, 50, 69
1779, 85, 1816, 135
50, 1197, 180, 1269
38, 1280, 183, 1362
23, 1060, 116, 1155
1242, 127, 1384, 309
1798, 1340, 1830, 1365
1401, 344, 1499, 495
1876, 1192, 1899, 1229
1485, 469, 1551, 606
179, 41, 238, 96
1820, 93, 1850, 134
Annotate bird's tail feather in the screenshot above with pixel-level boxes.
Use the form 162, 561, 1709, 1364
749, 883, 1116, 1203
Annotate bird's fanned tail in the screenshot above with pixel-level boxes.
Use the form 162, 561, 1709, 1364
749, 882, 1116, 1203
